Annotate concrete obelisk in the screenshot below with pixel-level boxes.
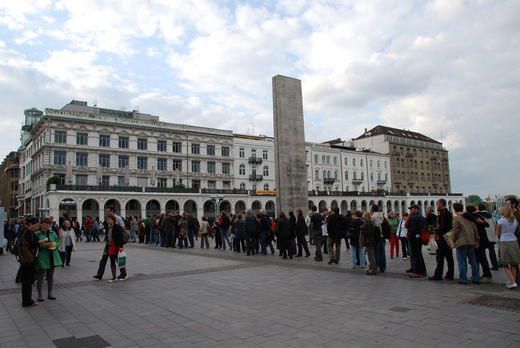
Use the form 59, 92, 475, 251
272, 75, 308, 214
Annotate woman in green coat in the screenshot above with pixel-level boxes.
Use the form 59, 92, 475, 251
35, 218, 62, 301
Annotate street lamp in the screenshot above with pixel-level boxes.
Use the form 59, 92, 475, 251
210, 194, 224, 223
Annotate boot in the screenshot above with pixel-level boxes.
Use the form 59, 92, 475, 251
48, 278, 56, 300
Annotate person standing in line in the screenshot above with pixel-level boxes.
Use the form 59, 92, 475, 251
137, 218, 145, 243
295, 209, 310, 257
361, 212, 377, 275
244, 210, 257, 256
326, 207, 344, 264
497, 205, 520, 289
84, 216, 92, 242
58, 220, 76, 267
35, 218, 62, 301
177, 213, 189, 249
305, 211, 313, 245
387, 212, 400, 259
18, 217, 40, 307
187, 212, 196, 248
370, 205, 386, 272
162, 212, 175, 248
477, 203, 498, 270
275, 211, 292, 259
74, 218, 82, 242
505, 197, 520, 286
466, 205, 493, 283
322, 209, 329, 255
218, 212, 232, 250
259, 210, 274, 255
398, 212, 409, 260
452, 202, 480, 284
407, 205, 427, 278
288, 211, 298, 257
430, 199, 453, 280
343, 211, 352, 252
172, 211, 181, 248
199, 216, 211, 249
310, 206, 324, 262
425, 207, 438, 255
231, 214, 244, 252
130, 216, 138, 243
348, 211, 365, 268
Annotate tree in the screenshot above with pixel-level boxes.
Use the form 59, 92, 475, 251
47, 176, 61, 186
465, 194, 483, 206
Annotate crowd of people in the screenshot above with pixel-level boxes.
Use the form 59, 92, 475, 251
3, 197, 520, 308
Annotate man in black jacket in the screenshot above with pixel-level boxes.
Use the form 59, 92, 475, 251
244, 210, 258, 256
19, 217, 40, 307
327, 208, 344, 264
430, 199, 453, 280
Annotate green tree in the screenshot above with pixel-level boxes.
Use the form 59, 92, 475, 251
465, 194, 483, 206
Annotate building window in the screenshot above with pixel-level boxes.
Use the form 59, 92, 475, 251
370, 173, 374, 181
192, 180, 200, 189
353, 158, 356, 166
118, 176, 125, 186
76, 152, 88, 167
101, 175, 110, 186
353, 171, 357, 180
222, 162, 230, 174
378, 173, 381, 181
119, 137, 129, 149
370, 160, 373, 168
314, 154, 318, 164
137, 138, 147, 150
327, 170, 331, 178
192, 160, 200, 172
207, 145, 215, 156
137, 157, 147, 170
334, 171, 338, 179
137, 177, 148, 187
251, 149, 257, 158
239, 148, 245, 158
54, 151, 66, 165
333, 157, 337, 165
323, 170, 327, 179
172, 142, 182, 153
264, 183, 269, 190
385, 173, 388, 181
99, 154, 110, 168
240, 183, 246, 190
326, 156, 330, 165
207, 161, 216, 173
322, 155, 326, 164
239, 164, 245, 175
99, 135, 110, 147
54, 174, 66, 185
157, 178, 167, 188
55, 131, 66, 144
222, 146, 230, 157
263, 165, 269, 177
263, 150, 268, 160
315, 170, 319, 179
223, 181, 231, 189
361, 172, 364, 180
157, 140, 167, 152
345, 171, 348, 180
208, 180, 216, 189
75, 174, 87, 185
157, 158, 167, 171
75, 132, 87, 145
118, 155, 129, 168
191, 143, 200, 154
360, 159, 364, 167
172, 159, 182, 170
252, 184, 256, 191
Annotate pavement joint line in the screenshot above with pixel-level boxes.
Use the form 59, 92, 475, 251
0, 263, 259, 296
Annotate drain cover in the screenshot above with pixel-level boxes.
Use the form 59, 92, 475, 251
467, 295, 520, 311
389, 306, 410, 313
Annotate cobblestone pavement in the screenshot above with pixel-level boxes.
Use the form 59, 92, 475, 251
0, 241, 519, 348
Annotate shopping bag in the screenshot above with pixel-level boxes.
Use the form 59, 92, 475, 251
118, 249, 127, 268
444, 231, 455, 249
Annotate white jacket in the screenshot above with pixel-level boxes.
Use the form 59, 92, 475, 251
397, 219, 408, 238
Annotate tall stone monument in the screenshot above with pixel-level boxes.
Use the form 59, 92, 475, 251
272, 75, 308, 214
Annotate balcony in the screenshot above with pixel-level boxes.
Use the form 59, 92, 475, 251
146, 187, 199, 193
249, 174, 263, 181
248, 157, 263, 165
201, 188, 248, 195
352, 179, 363, 185
54, 184, 143, 192
377, 180, 387, 185
323, 178, 336, 184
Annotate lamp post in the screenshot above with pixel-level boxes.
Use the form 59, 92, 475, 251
210, 194, 224, 224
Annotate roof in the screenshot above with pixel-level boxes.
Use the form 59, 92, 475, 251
355, 125, 441, 144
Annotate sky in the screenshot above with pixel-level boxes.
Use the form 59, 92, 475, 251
0, 0, 518, 198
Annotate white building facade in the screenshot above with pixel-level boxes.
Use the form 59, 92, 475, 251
17, 101, 464, 221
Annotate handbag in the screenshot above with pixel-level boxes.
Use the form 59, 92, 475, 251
117, 249, 127, 268
444, 230, 455, 249
420, 229, 430, 246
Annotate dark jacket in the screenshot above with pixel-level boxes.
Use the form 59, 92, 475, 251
111, 224, 125, 248
435, 208, 453, 237
361, 221, 376, 247
464, 212, 489, 249
275, 217, 291, 240
348, 217, 363, 246
245, 214, 258, 234
327, 213, 345, 241
408, 213, 426, 241
426, 213, 437, 231
162, 215, 176, 233
233, 218, 245, 240
295, 215, 307, 238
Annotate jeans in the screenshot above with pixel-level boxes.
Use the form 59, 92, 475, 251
221, 229, 231, 249
312, 230, 322, 260
487, 243, 498, 269
410, 239, 426, 274
374, 240, 386, 272
433, 237, 454, 279
351, 245, 365, 268
408, 239, 415, 270
188, 228, 195, 247
130, 227, 137, 242
260, 232, 267, 254
456, 245, 480, 283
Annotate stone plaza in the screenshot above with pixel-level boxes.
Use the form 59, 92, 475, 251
1, 242, 519, 347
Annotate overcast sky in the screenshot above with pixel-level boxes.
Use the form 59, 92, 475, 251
1, 0, 518, 198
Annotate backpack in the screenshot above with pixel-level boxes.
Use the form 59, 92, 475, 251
381, 218, 391, 240
12, 230, 35, 265
483, 216, 497, 243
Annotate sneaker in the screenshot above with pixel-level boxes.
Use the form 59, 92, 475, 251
403, 257, 407, 260
481, 277, 492, 283
93, 275, 102, 280
118, 274, 128, 281
409, 273, 421, 278
108, 278, 117, 283
506, 283, 518, 289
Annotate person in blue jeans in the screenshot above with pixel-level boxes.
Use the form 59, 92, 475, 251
452, 202, 480, 284
219, 212, 232, 250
